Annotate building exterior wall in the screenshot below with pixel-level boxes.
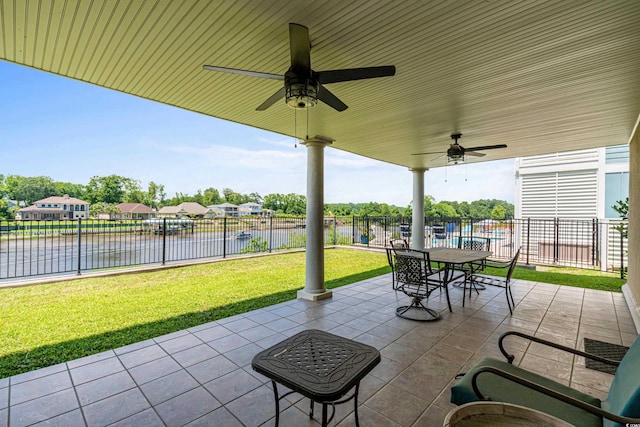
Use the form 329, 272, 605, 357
515, 146, 629, 219
16, 195, 90, 220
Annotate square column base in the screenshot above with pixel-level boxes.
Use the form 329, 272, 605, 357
297, 289, 333, 301
622, 284, 640, 333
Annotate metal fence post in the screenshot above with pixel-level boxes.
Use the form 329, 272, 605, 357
162, 218, 167, 265
223, 217, 227, 258
333, 216, 337, 245
592, 218, 598, 267
366, 216, 370, 247
76, 219, 82, 275
526, 217, 531, 265
509, 218, 514, 258
553, 217, 559, 263
269, 216, 273, 252
621, 230, 625, 279
352, 216, 356, 244
383, 216, 387, 246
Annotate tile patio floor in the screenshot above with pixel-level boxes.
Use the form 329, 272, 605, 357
1, 274, 637, 426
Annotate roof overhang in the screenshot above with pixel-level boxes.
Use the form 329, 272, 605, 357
1, 1, 639, 168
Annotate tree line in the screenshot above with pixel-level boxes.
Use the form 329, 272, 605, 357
0, 174, 513, 220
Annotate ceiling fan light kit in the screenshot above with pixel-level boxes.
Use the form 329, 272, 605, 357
285, 76, 318, 109
447, 153, 464, 164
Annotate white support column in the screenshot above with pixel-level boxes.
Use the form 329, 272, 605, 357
411, 168, 427, 250
298, 136, 334, 301
623, 125, 640, 331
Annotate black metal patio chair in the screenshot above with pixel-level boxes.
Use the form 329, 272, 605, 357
468, 248, 521, 315
393, 251, 450, 321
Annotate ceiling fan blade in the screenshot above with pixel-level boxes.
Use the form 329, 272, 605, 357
317, 66, 396, 84
256, 87, 286, 111
412, 151, 445, 156
203, 65, 283, 80
289, 23, 311, 71
317, 85, 348, 111
464, 144, 507, 151
465, 151, 486, 157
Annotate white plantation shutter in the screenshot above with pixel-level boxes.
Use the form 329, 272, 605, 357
521, 170, 597, 218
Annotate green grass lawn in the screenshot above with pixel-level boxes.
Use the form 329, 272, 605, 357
0, 248, 625, 379
0, 249, 389, 378
486, 264, 624, 292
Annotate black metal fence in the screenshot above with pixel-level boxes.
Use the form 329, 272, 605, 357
0, 216, 628, 281
353, 216, 627, 277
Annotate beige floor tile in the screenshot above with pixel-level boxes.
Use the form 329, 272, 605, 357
3, 275, 638, 427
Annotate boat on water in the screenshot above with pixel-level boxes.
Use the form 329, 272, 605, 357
236, 230, 252, 240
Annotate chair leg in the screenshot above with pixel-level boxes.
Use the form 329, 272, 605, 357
506, 284, 515, 315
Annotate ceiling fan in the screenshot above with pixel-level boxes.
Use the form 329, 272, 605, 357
203, 23, 396, 112
413, 133, 507, 164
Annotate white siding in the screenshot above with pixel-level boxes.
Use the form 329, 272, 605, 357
519, 149, 599, 168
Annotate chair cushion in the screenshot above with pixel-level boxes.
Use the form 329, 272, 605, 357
451, 357, 602, 427
602, 336, 640, 427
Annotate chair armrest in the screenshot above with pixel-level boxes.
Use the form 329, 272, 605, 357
498, 331, 621, 367
471, 366, 640, 424
484, 259, 510, 268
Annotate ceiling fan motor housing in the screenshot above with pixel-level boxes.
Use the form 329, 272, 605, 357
285, 72, 318, 108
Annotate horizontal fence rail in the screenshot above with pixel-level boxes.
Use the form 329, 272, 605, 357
0, 216, 628, 281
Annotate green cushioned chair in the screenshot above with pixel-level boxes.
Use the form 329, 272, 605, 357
451, 331, 640, 427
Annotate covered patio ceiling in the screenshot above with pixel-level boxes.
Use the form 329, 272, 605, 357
1, 1, 640, 169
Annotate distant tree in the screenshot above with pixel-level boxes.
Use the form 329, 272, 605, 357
4, 175, 58, 204
192, 190, 205, 206
432, 202, 457, 219
146, 181, 166, 208
457, 201, 471, 218
0, 198, 11, 220
54, 181, 85, 199
325, 203, 353, 216
202, 187, 222, 206
166, 192, 195, 206
85, 175, 131, 204
491, 204, 507, 220
89, 202, 121, 219
123, 179, 146, 204
248, 192, 263, 204
222, 188, 253, 205
359, 202, 381, 216
424, 195, 436, 217
468, 200, 492, 219
263, 193, 306, 215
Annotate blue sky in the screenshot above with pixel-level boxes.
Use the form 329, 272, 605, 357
1, 60, 515, 206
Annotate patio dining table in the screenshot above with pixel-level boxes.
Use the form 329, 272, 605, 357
403, 247, 492, 270
403, 247, 493, 293
423, 247, 493, 266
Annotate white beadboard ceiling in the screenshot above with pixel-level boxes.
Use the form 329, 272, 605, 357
1, 0, 639, 169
